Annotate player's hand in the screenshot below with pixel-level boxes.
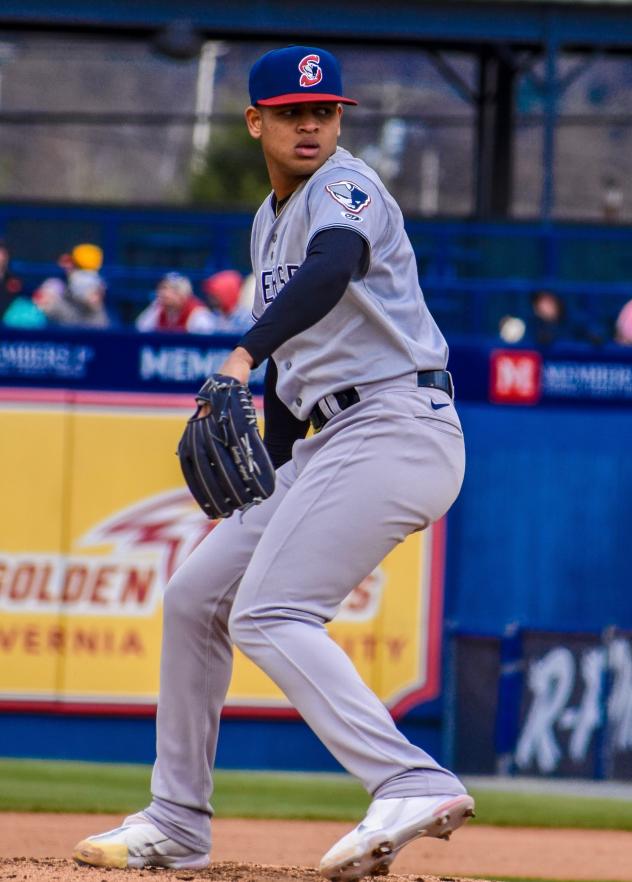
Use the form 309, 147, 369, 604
218, 347, 254, 386
196, 348, 254, 417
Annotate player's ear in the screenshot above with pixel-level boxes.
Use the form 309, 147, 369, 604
336, 103, 343, 136
245, 105, 263, 139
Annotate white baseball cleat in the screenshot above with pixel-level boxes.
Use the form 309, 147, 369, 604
72, 812, 210, 870
319, 793, 475, 881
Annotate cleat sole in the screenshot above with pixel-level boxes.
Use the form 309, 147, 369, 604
72, 840, 128, 869
320, 794, 475, 882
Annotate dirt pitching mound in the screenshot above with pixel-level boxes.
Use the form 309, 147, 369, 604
2, 815, 632, 882
0, 859, 482, 882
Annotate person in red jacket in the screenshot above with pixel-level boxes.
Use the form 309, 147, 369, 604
202, 270, 253, 333
136, 272, 217, 334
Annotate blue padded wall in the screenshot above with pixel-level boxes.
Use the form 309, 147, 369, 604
445, 403, 632, 634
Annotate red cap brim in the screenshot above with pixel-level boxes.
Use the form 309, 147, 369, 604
256, 93, 358, 106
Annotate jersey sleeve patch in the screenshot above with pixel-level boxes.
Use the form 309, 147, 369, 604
325, 180, 372, 214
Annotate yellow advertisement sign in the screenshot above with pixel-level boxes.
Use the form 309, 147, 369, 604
0, 391, 444, 717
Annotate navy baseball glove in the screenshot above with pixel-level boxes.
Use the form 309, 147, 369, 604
177, 374, 275, 519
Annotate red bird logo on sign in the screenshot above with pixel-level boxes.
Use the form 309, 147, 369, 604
81, 489, 216, 587
298, 53, 323, 88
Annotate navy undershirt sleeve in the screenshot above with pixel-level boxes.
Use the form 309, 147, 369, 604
238, 226, 368, 367
262, 357, 309, 469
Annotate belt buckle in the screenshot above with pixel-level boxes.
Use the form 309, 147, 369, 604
446, 370, 454, 399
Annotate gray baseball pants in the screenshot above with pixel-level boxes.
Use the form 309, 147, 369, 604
145, 374, 467, 852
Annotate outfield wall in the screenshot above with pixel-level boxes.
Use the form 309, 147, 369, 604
0, 327, 630, 777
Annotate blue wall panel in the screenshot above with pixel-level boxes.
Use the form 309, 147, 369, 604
0, 714, 157, 764
445, 403, 632, 634
0, 713, 442, 772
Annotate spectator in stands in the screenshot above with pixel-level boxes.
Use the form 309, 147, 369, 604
136, 272, 217, 333
201, 270, 253, 333
529, 289, 568, 346
3, 295, 47, 328
499, 289, 605, 347
58, 242, 104, 277
498, 289, 566, 346
0, 240, 24, 320
614, 299, 632, 345
33, 270, 110, 328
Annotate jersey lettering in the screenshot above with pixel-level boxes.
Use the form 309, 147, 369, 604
261, 264, 300, 304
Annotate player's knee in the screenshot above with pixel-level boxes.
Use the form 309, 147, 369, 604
162, 569, 214, 627
228, 601, 273, 656
163, 561, 237, 629
228, 600, 319, 658
162, 574, 191, 622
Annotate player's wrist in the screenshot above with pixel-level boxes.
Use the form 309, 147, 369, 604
218, 347, 254, 385
233, 346, 255, 368
235, 334, 265, 369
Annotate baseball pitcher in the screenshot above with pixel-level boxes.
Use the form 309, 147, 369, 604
73, 45, 474, 878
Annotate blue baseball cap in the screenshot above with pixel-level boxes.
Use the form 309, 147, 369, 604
249, 46, 358, 107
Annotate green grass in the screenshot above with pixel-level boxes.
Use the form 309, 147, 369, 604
0, 758, 154, 814
470, 788, 632, 830
0, 760, 370, 818
2, 759, 632, 831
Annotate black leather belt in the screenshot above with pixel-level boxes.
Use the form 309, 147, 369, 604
310, 370, 454, 432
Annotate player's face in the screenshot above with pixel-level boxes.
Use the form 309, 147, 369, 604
245, 102, 342, 198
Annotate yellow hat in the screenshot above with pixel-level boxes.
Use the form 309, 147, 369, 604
71, 243, 103, 271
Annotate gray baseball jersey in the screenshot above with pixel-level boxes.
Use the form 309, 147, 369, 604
251, 146, 448, 420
